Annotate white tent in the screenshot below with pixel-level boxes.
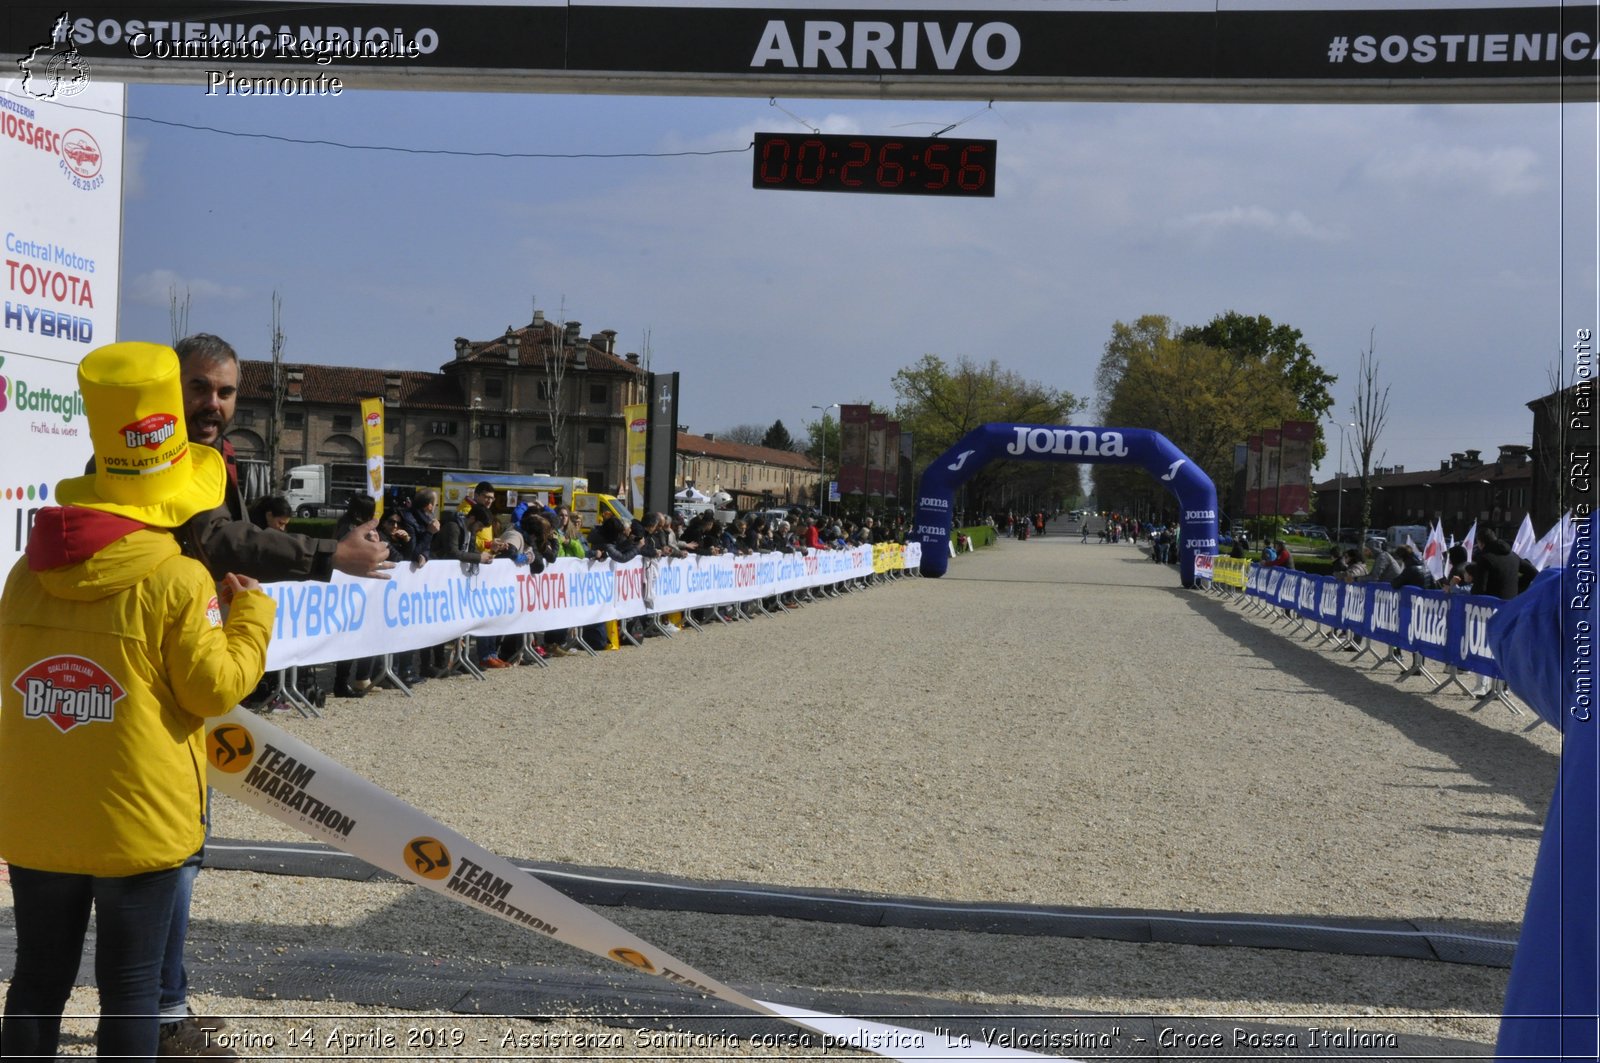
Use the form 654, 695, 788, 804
674, 486, 711, 503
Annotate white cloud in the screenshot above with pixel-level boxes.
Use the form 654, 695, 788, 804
1172, 205, 1348, 243
126, 269, 245, 307
1364, 144, 1543, 197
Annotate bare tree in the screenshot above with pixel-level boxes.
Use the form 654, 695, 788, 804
168, 284, 191, 347
719, 424, 766, 445
1349, 328, 1391, 533
269, 291, 286, 482
541, 298, 573, 475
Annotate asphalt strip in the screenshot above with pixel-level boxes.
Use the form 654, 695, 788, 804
205, 838, 1516, 969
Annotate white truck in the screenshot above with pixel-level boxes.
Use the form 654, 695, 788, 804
282, 462, 441, 519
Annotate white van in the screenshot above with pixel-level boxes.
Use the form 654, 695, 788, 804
1385, 525, 1430, 551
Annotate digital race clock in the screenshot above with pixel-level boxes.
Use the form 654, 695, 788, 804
752, 132, 996, 198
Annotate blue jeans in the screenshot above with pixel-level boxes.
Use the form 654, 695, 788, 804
157, 855, 203, 1022
3, 863, 181, 1059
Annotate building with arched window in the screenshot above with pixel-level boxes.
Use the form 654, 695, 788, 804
229, 313, 648, 494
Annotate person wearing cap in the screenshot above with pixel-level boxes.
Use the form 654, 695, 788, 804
0, 342, 274, 1060
173, 333, 392, 583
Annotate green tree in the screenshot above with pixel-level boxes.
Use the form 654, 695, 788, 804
1094, 314, 1175, 422
1093, 319, 1300, 518
1179, 311, 1337, 461
761, 419, 795, 451
891, 354, 1084, 516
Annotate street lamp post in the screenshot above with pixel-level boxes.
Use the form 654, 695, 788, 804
811, 403, 839, 514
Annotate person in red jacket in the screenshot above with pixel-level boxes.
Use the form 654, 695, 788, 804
0, 343, 273, 1060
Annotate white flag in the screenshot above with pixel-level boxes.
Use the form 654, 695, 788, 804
1422, 519, 1447, 582
1460, 520, 1478, 564
1530, 511, 1573, 572
1511, 514, 1536, 559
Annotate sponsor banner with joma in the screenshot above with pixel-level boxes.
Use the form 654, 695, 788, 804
1228, 560, 1505, 678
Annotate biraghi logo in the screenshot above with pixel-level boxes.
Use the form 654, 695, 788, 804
13, 654, 124, 733
122, 412, 177, 450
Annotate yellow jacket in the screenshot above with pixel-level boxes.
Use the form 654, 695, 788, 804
0, 508, 274, 876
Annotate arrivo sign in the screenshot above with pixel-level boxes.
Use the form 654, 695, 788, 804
752, 132, 995, 197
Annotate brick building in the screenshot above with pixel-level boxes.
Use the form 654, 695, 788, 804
1312, 444, 1534, 540
675, 432, 818, 509
227, 312, 648, 493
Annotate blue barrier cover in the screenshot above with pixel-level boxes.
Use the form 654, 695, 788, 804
1239, 567, 1501, 678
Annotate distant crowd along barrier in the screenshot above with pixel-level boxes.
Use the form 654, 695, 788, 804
258, 543, 921, 671
1203, 555, 1502, 683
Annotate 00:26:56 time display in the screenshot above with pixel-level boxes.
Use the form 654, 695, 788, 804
751, 133, 995, 197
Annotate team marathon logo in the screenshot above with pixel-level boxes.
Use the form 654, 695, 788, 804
207, 723, 256, 773
404, 836, 452, 880
16, 14, 91, 100
218, 736, 357, 838
12, 654, 123, 733
605, 946, 716, 993
609, 947, 655, 972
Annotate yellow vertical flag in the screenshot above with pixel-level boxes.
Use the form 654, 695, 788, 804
360, 396, 385, 519
624, 402, 648, 518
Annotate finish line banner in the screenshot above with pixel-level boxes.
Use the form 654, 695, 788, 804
259, 546, 918, 670
203, 708, 1058, 1062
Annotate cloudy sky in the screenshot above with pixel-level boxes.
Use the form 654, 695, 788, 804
115, 83, 1597, 481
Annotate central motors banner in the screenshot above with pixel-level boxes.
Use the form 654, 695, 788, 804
259, 545, 916, 670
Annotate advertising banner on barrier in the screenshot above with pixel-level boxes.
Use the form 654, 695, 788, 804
1211, 556, 1249, 589
1451, 593, 1502, 677
1339, 581, 1372, 642
261, 557, 649, 670
1239, 569, 1503, 680
202, 708, 1051, 1062
261, 546, 904, 669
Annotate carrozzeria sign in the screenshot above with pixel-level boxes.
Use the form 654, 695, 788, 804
3, 1, 1596, 102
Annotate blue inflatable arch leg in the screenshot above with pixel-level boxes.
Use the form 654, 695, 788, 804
914, 423, 1219, 588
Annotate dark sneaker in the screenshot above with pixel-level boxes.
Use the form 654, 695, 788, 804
159, 1015, 236, 1058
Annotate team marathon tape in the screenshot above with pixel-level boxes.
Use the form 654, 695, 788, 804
259, 543, 921, 670
203, 707, 1064, 1062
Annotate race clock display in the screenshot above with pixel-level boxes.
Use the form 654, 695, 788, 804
752, 132, 996, 198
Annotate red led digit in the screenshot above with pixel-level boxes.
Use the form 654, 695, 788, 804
839, 140, 870, 187
957, 143, 990, 192
875, 141, 906, 188
923, 143, 950, 190
797, 138, 826, 184
758, 136, 791, 184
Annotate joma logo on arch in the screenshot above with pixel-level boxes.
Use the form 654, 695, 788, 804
1005, 427, 1128, 458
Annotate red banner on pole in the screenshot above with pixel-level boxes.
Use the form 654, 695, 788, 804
838, 405, 870, 496
1277, 419, 1315, 518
